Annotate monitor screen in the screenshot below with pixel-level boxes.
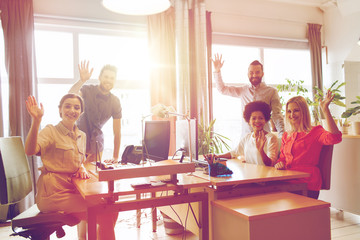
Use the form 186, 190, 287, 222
143, 120, 170, 162
176, 119, 198, 161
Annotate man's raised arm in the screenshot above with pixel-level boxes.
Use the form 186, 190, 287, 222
69, 60, 93, 95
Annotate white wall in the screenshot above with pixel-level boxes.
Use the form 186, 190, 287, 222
323, 4, 360, 117
206, 0, 323, 40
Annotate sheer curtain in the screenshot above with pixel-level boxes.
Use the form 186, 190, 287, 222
308, 23, 323, 96
1, 0, 39, 215
147, 0, 211, 154
175, 0, 210, 124
148, 7, 177, 154
0, 72, 3, 137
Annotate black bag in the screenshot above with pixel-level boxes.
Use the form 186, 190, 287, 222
121, 145, 143, 164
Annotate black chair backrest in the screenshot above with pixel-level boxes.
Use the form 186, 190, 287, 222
318, 145, 334, 190
0, 137, 32, 205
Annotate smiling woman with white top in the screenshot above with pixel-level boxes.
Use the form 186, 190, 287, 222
214, 101, 279, 166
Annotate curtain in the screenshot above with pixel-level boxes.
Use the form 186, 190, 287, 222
0, 72, 3, 137
206, 11, 213, 124
147, 0, 211, 154
148, 7, 176, 108
1, 0, 38, 215
308, 23, 323, 96
176, 0, 209, 124
148, 7, 177, 154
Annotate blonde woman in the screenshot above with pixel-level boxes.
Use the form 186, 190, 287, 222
274, 90, 342, 199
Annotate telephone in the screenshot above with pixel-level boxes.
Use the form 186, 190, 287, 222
121, 145, 143, 164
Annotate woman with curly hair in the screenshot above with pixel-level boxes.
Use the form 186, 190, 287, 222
214, 101, 279, 166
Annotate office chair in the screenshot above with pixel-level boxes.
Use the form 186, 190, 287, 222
0, 136, 80, 240
318, 145, 334, 190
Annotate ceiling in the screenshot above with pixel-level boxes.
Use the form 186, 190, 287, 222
33, 0, 332, 18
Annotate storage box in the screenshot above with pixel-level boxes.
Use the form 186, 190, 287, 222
212, 192, 330, 240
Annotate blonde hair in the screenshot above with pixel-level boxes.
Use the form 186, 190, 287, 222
285, 96, 312, 133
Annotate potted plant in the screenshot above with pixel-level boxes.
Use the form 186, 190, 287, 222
198, 118, 231, 155
313, 80, 346, 126
341, 96, 360, 135
277, 79, 316, 123
338, 118, 350, 134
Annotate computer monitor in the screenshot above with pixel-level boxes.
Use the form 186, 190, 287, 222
143, 120, 170, 162
176, 119, 198, 161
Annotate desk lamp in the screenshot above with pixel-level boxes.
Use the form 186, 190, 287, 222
151, 104, 194, 162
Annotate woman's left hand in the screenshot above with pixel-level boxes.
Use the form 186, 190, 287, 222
75, 166, 90, 179
319, 89, 335, 111
255, 131, 266, 151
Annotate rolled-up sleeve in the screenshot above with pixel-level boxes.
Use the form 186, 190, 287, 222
213, 72, 243, 97
270, 91, 284, 138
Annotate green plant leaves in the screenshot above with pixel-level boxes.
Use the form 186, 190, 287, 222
198, 118, 231, 155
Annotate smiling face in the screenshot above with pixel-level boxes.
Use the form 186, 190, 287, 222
99, 69, 116, 93
248, 64, 264, 87
59, 97, 82, 124
286, 102, 302, 128
249, 111, 266, 132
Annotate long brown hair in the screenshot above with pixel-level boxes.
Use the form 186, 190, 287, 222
58, 93, 84, 117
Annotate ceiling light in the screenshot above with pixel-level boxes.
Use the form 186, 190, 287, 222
102, 0, 171, 16
358, 38, 360, 46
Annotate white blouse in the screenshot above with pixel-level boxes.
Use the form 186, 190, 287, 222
230, 132, 279, 165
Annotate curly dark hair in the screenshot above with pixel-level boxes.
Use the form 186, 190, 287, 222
243, 101, 271, 123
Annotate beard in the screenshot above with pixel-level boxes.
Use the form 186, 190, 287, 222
99, 82, 113, 93
250, 77, 262, 86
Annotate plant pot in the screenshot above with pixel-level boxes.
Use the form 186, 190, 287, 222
352, 121, 360, 135
339, 125, 349, 135
161, 212, 184, 235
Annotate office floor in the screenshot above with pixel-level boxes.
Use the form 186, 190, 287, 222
1, 207, 359, 240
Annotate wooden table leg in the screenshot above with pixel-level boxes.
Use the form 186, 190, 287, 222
136, 193, 141, 228
199, 193, 209, 240
88, 207, 97, 240
152, 192, 157, 232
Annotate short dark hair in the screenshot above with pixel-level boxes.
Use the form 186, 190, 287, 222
243, 101, 271, 122
249, 60, 263, 71
99, 64, 117, 77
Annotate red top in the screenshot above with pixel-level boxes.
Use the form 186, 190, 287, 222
277, 125, 342, 191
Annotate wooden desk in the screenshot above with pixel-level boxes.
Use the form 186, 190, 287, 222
72, 160, 210, 240
158, 160, 310, 239
193, 159, 310, 187
192, 160, 310, 199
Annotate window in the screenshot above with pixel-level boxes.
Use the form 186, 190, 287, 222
34, 19, 150, 157
212, 37, 311, 148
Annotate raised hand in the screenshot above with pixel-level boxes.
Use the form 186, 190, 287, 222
78, 60, 94, 82
25, 96, 44, 121
211, 53, 224, 73
255, 130, 266, 151
319, 89, 335, 112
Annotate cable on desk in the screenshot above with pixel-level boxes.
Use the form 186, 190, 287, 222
172, 148, 185, 161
